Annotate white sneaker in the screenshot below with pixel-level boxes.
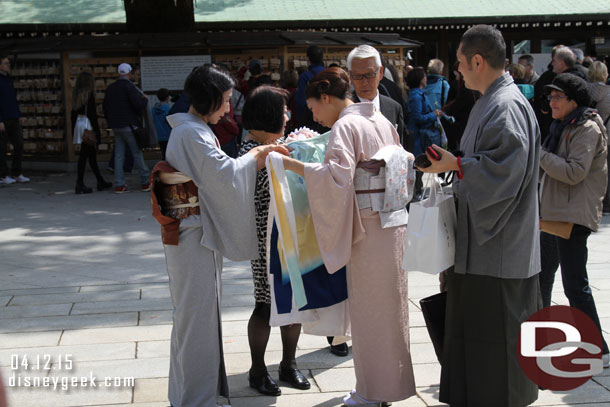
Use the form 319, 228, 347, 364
603, 353, 609, 368
15, 174, 30, 183
0, 176, 16, 184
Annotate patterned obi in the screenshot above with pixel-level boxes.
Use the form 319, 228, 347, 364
353, 146, 416, 228
156, 172, 200, 220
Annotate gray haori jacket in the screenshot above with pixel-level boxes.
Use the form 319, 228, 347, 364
453, 73, 541, 279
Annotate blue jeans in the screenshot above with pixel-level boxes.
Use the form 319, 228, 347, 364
113, 128, 150, 187
539, 226, 609, 354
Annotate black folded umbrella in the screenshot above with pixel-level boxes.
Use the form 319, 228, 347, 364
419, 291, 447, 363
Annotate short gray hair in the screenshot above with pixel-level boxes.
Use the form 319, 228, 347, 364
572, 48, 584, 63
555, 47, 576, 68
588, 61, 608, 83
347, 45, 382, 71
427, 59, 444, 75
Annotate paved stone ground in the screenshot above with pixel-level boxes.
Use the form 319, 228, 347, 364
1, 171, 609, 407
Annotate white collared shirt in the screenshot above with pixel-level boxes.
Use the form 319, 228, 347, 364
357, 91, 380, 112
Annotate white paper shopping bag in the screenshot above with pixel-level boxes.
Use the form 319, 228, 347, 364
403, 178, 456, 274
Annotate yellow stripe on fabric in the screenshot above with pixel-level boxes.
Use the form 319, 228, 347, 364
268, 158, 308, 308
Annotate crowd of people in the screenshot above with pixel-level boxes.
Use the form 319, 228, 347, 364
146, 23, 609, 407
1, 22, 608, 407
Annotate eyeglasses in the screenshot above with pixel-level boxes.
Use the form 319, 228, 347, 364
350, 69, 379, 81
547, 94, 567, 102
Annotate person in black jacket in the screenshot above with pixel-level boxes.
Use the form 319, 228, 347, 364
71, 72, 112, 194
102, 63, 150, 193
442, 62, 479, 151
0, 55, 29, 184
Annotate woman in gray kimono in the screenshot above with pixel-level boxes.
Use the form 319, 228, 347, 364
162, 65, 288, 407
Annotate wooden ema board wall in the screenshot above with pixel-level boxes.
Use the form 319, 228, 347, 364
213, 46, 407, 89
212, 50, 284, 83
12, 59, 65, 159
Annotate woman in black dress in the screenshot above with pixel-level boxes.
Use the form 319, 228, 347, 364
71, 71, 111, 193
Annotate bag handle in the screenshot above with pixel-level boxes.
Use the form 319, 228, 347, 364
423, 175, 443, 207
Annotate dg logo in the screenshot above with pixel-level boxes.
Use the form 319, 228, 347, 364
518, 305, 603, 391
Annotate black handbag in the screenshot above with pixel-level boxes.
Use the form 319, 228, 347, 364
419, 291, 447, 363
130, 124, 147, 150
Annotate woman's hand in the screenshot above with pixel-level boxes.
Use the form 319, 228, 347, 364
281, 156, 305, 177
434, 109, 443, 117
248, 144, 290, 170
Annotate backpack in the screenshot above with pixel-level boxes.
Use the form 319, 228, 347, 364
424, 79, 448, 111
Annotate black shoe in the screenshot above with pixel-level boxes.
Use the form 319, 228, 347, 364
97, 179, 113, 191
329, 342, 349, 357
248, 371, 281, 396
75, 184, 93, 194
278, 365, 311, 390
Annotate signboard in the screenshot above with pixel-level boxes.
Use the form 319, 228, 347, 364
140, 55, 211, 92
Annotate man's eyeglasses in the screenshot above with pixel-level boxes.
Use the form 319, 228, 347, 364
547, 94, 567, 102
350, 69, 379, 81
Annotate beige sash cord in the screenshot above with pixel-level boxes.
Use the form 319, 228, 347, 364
159, 171, 192, 185
168, 196, 199, 209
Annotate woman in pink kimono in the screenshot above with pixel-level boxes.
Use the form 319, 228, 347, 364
282, 67, 416, 406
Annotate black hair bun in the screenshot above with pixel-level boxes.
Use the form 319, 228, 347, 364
317, 80, 331, 93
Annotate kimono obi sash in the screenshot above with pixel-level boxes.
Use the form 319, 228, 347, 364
157, 175, 200, 220
150, 161, 200, 245
354, 146, 416, 229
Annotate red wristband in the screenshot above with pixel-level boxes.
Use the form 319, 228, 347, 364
456, 156, 464, 180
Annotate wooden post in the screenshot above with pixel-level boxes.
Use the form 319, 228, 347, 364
62, 51, 75, 162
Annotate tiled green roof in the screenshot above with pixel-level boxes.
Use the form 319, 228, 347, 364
0, 0, 126, 24
193, 0, 610, 22
0, 0, 607, 25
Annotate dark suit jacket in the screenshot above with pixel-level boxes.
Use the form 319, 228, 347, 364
353, 92, 407, 150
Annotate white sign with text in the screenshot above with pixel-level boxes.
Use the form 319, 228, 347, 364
140, 55, 211, 92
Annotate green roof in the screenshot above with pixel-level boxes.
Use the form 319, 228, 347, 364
193, 1, 610, 22
0, 0, 125, 24
0, 0, 608, 25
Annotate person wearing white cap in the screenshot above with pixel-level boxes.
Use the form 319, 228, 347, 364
102, 62, 150, 193
118, 63, 132, 75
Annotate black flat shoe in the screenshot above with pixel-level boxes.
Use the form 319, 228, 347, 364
249, 372, 281, 396
279, 365, 311, 390
97, 180, 113, 191
75, 184, 93, 194
330, 342, 349, 357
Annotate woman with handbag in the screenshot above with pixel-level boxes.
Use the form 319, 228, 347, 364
406, 67, 443, 199
539, 73, 609, 366
71, 71, 112, 194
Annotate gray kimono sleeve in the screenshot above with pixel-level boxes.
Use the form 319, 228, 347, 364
458, 119, 533, 246
170, 126, 258, 260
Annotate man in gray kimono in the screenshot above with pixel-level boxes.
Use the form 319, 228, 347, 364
418, 25, 541, 407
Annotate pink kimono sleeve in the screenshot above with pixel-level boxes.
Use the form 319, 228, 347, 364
304, 122, 366, 273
